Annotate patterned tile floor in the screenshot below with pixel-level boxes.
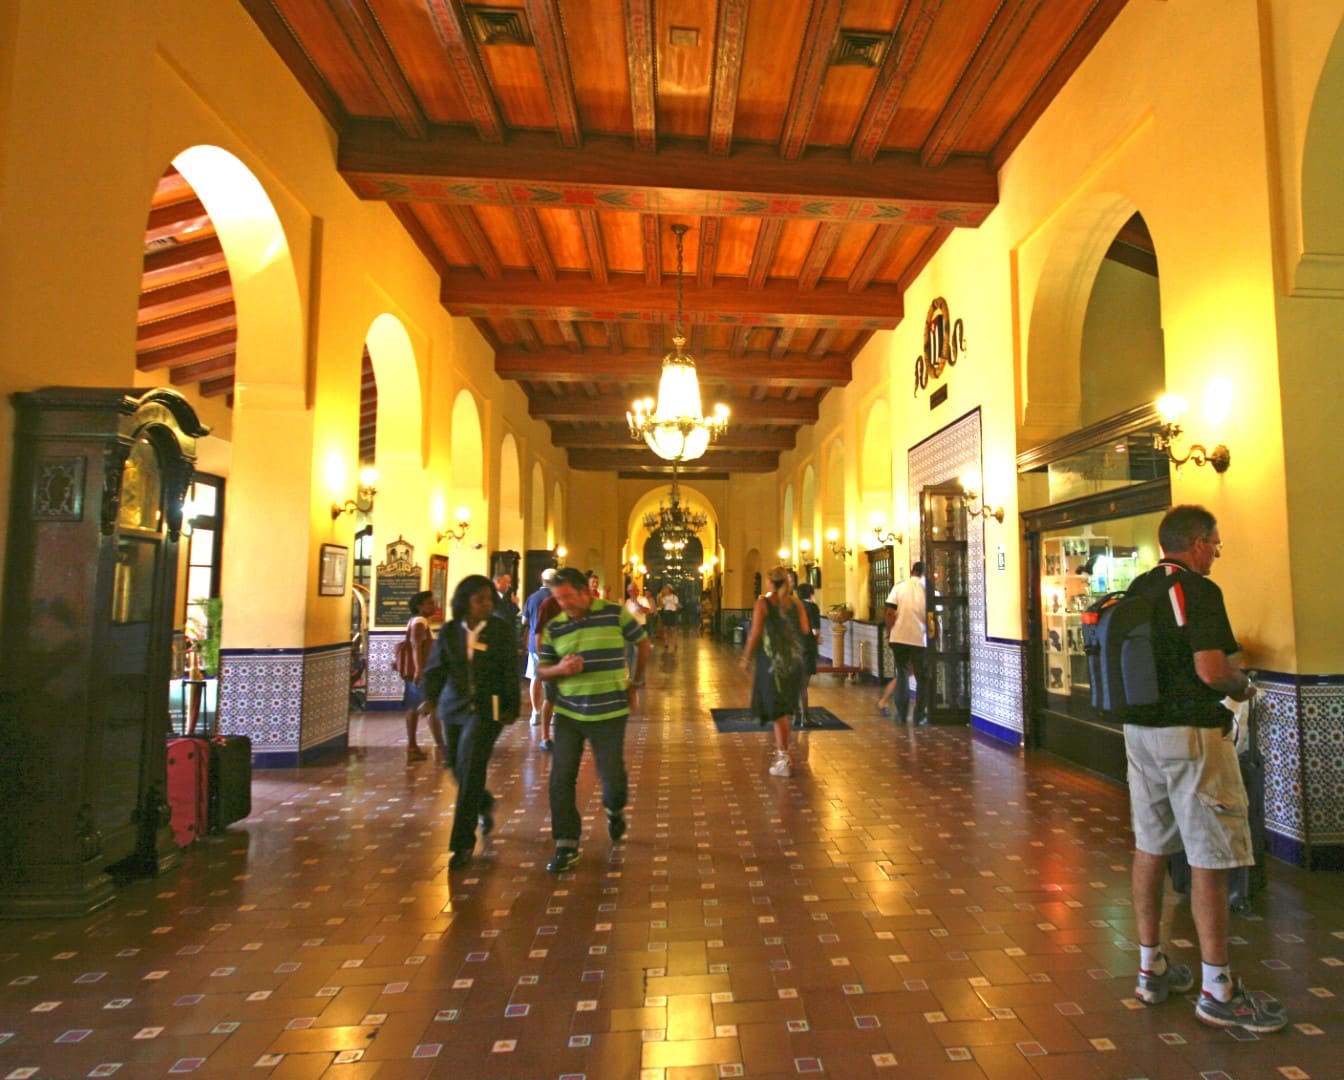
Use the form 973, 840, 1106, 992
2, 637, 1342, 1079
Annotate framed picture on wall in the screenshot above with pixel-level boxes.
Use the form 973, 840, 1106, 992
319, 543, 348, 596
429, 554, 449, 621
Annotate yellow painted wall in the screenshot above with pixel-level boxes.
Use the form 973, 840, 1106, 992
0, 0, 566, 653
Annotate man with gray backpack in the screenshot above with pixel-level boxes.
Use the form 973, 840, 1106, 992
1110, 505, 1285, 1033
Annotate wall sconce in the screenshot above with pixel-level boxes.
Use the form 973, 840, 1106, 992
1155, 394, 1231, 473
869, 511, 903, 546
958, 469, 1004, 524
331, 466, 378, 520
436, 506, 471, 543
555, 545, 567, 568
797, 538, 816, 567
776, 546, 793, 570
825, 528, 853, 560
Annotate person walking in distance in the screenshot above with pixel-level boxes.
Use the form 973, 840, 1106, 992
656, 584, 681, 653
740, 566, 810, 777
536, 568, 649, 874
1124, 505, 1285, 1033
877, 562, 928, 724
422, 574, 521, 871
623, 580, 654, 708
401, 591, 440, 762
794, 582, 822, 729
522, 568, 557, 729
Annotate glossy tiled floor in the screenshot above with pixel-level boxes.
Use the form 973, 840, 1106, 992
2, 636, 1342, 1079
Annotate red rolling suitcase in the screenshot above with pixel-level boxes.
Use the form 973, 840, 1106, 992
166, 737, 210, 846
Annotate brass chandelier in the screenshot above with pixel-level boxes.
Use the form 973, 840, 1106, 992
627, 224, 729, 462
643, 465, 707, 544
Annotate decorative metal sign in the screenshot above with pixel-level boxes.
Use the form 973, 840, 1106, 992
374, 535, 423, 627
914, 297, 966, 396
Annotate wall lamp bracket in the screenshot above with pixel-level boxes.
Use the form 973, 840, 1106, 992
1154, 423, 1231, 474
331, 469, 378, 520
958, 471, 1004, 524
825, 529, 853, 561
436, 507, 472, 544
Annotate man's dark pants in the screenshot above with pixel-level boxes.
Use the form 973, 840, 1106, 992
888, 642, 928, 723
550, 713, 628, 848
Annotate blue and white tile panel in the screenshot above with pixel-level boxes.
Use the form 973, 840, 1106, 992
367, 631, 405, 705
908, 409, 1026, 746
219, 643, 351, 767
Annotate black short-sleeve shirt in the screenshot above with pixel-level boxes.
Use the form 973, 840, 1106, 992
1131, 560, 1239, 728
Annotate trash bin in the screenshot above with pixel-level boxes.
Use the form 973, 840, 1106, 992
733, 624, 746, 647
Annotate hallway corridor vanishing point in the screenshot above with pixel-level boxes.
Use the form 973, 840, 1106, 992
1, 639, 1341, 1079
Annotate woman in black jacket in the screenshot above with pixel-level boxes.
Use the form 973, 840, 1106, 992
423, 574, 521, 870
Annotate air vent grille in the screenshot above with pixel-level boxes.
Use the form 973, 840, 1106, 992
831, 30, 892, 68
465, 5, 533, 46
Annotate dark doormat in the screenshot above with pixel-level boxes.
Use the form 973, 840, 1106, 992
709, 707, 851, 733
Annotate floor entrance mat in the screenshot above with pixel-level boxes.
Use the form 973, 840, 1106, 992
709, 707, 851, 733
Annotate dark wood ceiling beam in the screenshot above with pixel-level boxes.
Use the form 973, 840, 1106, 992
528, 393, 818, 424
783, 386, 800, 402
808, 328, 838, 360
516, 319, 544, 351
440, 270, 903, 328
641, 214, 661, 286
329, 0, 427, 139
922, 0, 1043, 168
729, 326, 751, 356
770, 327, 798, 359
851, 0, 940, 163
579, 210, 609, 284
697, 216, 720, 287
557, 321, 583, 353
777, 0, 844, 159
990, 0, 1129, 170
136, 302, 237, 347
848, 224, 900, 292
798, 222, 843, 290
605, 321, 624, 353
141, 235, 225, 280
169, 353, 237, 385
136, 331, 236, 372
747, 218, 784, 289
497, 348, 850, 387
238, 0, 345, 131
524, 0, 582, 147
390, 203, 454, 277
750, 385, 768, 401
516, 207, 556, 282
200, 375, 235, 398
707, 0, 749, 156
145, 195, 208, 233
139, 269, 233, 317
896, 226, 952, 292
549, 425, 796, 451
623, 0, 657, 151
422, 0, 505, 142
568, 447, 779, 472
449, 205, 502, 278
339, 122, 999, 226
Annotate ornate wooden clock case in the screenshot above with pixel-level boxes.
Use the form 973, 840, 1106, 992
0, 387, 208, 917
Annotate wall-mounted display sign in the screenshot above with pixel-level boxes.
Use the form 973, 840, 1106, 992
914, 297, 966, 396
374, 534, 422, 627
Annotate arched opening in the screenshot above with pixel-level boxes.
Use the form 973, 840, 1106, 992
782, 483, 795, 555
498, 434, 524, 554
822, 440, 847, 602
449, 389, 486, 574
861, 398, 893, 527
552, 480, 564, 549
800, 465, 816, 557
1298, 17, 1344, 295
529, 462, 547, 548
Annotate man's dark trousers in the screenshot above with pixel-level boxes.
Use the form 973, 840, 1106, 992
549, 713, 628, 847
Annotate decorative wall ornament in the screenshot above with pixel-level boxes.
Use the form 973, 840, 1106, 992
33, 456, 85, 520
914, 297, 967, 396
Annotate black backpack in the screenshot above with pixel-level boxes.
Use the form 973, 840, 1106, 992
1080, 567, 1186, 722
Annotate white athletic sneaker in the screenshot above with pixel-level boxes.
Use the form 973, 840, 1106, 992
768, 751, 792, 778
529, 712, 540, 726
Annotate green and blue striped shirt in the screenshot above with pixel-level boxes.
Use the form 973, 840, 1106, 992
539, 598, 646, 722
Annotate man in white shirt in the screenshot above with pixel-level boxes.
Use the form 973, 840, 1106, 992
877, 561, 928, 724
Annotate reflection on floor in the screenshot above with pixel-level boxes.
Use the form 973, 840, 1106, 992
2, 635, 1341, 1079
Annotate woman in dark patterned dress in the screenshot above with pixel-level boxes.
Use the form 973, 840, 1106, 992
740, 565, 810, 777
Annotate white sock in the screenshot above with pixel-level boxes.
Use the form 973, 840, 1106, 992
1139, 945, 1166, 974
1202, 962, 1233, 1001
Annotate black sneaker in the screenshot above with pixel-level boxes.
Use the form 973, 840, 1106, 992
478, 807, 494, 836
608, 812, 627, 842
547, 847, 579, 874
448, 849, 472, 871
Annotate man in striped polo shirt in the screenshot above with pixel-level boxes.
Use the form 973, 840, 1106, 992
536, 567, 649, 874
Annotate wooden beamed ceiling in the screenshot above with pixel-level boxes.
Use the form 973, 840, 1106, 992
243, 0, 1131, 475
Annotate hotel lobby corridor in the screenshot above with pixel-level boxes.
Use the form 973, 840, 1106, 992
2, 637, 1341, 1080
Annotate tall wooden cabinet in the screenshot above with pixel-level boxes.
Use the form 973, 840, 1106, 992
0, 388, 207, 917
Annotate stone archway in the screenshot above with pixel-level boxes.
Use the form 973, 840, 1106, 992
498, 434, 524, 554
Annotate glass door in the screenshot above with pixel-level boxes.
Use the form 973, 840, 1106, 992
922, 485, 969, 725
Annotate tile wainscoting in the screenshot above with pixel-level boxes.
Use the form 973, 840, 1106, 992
218, 643, 351, 767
